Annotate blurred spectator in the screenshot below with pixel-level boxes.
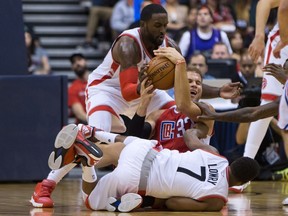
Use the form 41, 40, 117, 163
178, 5, 232, 61
206, 0, 236, 32
210, 42, 231, 59
186, 6, 198, 29
163, 0, 189, 42
68, 53, 89, 124
237, 51, 256, 86
129, 0, 153, 29
25, 25, 51, 75
110, 0, 135, 40
228, 30, 245, 62
255, 56, 264, 78
80, 0, 117, 50
189, 53, 215, 79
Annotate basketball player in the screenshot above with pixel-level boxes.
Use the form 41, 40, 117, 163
48, 124, 260, 212
233, 0, 288, 192
128, 47, 215, 152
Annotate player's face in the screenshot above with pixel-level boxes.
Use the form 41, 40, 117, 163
187, 71, 203, 101
143, 13, 168, 46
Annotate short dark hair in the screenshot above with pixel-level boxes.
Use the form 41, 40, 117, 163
230, 157, 260, 183
69, 53, 85, 64
140, 4, 167, 22
186, 66, 203, 80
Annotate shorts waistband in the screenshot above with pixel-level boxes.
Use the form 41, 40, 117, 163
138, 148, 159, 192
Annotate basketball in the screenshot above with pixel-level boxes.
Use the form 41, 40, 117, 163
146, 56, 175, 90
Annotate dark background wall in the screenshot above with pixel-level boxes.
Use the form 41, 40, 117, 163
0, 0, 28, 75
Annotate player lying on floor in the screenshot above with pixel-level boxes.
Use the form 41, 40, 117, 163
48, 124, 260, 212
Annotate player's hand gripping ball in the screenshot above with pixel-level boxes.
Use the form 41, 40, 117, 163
146, 56, 175, 90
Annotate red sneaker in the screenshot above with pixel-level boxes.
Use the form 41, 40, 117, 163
30, 179, 56, 208
78, 124, 101, 142
48, 124, 103, 170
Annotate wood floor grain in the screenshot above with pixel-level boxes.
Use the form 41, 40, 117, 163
1, 179, 288, 216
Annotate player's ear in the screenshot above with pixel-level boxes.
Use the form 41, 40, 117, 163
140, 20, 145, 28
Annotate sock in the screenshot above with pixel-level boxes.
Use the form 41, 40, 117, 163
94, 131, 117, 143
244, 99, 273, 158
82, 166, 97, 183
47, 163, 76, 184
123, 136, 139, 146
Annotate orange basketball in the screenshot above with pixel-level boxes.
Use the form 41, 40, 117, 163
146, 56, 175, 90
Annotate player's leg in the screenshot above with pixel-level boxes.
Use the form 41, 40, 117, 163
86, 90, 128, 133
30, 165, 76, 208
86, 138, 157, 211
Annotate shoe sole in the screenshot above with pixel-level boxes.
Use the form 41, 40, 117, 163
107, 193, 142, 212
29, 196, 53, 208
48, 124, 78, 170
75, 139, 103, 165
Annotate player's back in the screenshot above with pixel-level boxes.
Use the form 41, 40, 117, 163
146, 149, 229, 202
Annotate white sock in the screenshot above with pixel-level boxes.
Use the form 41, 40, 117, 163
94, 131, 117, 143
123, 136, 139, 146
47, 163, 76, 184
244, 116, 273, 158
82, 166, 97, 183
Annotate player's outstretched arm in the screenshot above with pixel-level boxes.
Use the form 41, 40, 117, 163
196, 100, 279, 123
201, 82, 242, 99
165, 197, 225, 211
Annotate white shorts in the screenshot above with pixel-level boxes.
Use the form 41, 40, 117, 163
261, 30, 288, 99
278, 80, 288, 130
87, 139, 157, 210
86, 86, 174, 131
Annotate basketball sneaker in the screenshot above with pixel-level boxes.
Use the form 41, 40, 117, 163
229, 181, 250, 193
77, 123, 101, 142
30, 179, 56, 208
106, 193, 143, 212
48, 124, 103, 170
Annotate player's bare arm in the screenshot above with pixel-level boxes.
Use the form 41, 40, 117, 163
165, 197, 225, 211
183, 128, 219, 153
112, 36, 142, 101
196, 100, 279, 122
248, 0, 280, 62
263, 63, 288, 84
201, 82, 243, 99
154, 47, 202, 121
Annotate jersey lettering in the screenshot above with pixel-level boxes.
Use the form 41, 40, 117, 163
160, 121, 175, 140
160, 117, 191, 141
207, 164, 218, 185
177, 166, 206, 181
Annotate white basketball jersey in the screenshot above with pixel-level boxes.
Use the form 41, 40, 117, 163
87, 28, 168, 92
146, 149, 229, 202
278, 80, 288, 130
262, 23, 287, 98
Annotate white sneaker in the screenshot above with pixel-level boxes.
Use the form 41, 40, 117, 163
229, 181, 250, 193
106, 193, 142, 212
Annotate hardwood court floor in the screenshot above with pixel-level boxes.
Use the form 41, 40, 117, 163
2, 179, 288, 216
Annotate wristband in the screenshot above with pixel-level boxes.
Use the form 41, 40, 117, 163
176, 59, 186, 65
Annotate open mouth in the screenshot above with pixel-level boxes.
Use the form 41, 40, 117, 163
190, 90, 197, 96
